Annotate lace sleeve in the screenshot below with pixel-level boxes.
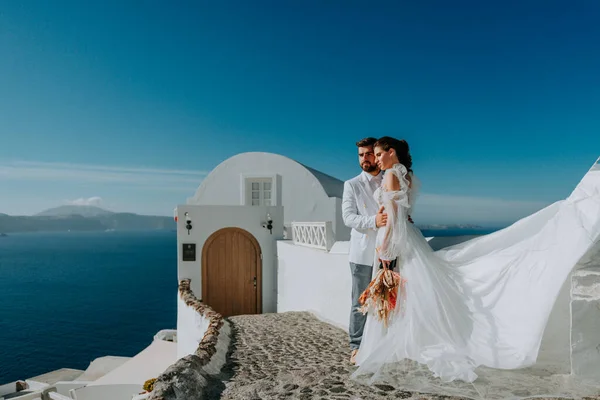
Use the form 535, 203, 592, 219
378, 164, 412, 261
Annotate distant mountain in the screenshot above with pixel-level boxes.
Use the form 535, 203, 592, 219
0, 205, 175, 233
36, 205, 114, 217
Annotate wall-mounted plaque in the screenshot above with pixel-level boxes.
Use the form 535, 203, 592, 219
182, 243, 196, 261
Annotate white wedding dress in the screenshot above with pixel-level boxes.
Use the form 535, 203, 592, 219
351, 162, 600, 399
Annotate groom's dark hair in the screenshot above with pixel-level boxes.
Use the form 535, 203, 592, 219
356, 137, 377, 148
375, 136, 413, 172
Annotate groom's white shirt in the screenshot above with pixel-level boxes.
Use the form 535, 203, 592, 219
342, 170, 383, 266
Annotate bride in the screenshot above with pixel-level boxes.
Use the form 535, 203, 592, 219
351, 137, 600, 399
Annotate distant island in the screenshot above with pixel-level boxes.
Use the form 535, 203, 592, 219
0, 205, 490, 235
0, 205, 175, 234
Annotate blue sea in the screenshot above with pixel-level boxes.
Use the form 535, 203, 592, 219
419, 228, 500, 237
0, 231, 178, 384
0, 227, 500, 384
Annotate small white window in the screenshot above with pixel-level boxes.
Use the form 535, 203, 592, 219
245, 177, 274, 206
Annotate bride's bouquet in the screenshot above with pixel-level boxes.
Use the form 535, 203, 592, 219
358, 267, 407, 327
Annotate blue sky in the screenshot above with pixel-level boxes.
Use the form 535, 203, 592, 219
1, 1, 599, 224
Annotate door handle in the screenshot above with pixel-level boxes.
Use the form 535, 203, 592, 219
253, 277, 257, 288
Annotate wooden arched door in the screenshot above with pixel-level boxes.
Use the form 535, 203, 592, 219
202, 227, 262, 317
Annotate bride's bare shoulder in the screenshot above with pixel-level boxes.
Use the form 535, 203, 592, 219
383, 169, 401, 191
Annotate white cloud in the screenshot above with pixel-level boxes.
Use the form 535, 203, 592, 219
0, 160, 208, 190
66, 196, 103, 206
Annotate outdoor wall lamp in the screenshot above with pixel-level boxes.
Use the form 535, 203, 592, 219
262, 213, 273, 234
185, 212, 192, 235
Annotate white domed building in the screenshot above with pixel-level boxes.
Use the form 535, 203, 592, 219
175, 152, 350, 320
187, 151, 349, 241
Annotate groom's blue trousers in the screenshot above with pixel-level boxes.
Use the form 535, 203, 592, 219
349, 262, 373, 350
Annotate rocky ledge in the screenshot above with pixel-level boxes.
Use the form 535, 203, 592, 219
148, 279, 225, 400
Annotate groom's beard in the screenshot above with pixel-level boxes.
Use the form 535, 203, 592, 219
361, 162, 378, 173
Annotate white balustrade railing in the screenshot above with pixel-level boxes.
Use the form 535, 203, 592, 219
291, 221, 335, 251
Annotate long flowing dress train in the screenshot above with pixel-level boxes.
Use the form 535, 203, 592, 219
351, 160, 600, 399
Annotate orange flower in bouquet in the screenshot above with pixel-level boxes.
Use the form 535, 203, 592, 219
358, 267, 407, 327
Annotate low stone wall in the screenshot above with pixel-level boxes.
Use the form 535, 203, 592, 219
148, 279, 225, 400
571, 267, 600, 379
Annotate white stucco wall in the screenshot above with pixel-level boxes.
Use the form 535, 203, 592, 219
69, 384, 143, 400
331, 197, 349, 242
177, 294, 209, 359
277, 241, 352, 329
570, 239, 600, 379
0, 382, 19, 397
176, 204, 284, 314
187, 152, 350, 241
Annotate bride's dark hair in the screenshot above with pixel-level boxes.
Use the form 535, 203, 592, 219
374, 136, 413, 172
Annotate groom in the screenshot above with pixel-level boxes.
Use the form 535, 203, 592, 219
342, 137, 387, 364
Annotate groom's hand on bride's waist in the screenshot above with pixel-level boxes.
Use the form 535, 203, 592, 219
375, 207, 414, 226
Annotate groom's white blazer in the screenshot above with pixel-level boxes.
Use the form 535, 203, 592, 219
342, 170, 383, 266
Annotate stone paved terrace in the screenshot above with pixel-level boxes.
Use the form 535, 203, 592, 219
212, 312, 412, 400
203, 312, 600, 400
